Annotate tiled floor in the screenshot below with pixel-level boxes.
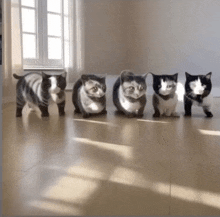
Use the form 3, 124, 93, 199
2, 79, 220, 216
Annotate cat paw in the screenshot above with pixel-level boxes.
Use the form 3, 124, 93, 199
206, 112, 213, 118
16, 113, 22, 117
153, 113, 160, 118
184, 113, 191, 117
171, 112, 180, 118
101, 110, 107, 115
59, 111, 65, 116
137, 113, 144, 118
74, 109, 81, 114
41, 112, 49, 117
126, 113, 135, 118
82, 113, 90, 118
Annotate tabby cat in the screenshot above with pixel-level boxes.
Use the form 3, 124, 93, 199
72, 74, 107, 118
13, 71, 67, 117
152, 73, 179, 117
184, 72, 213, 117
113, 70, 147, 118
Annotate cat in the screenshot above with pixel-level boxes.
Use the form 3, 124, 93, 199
113, 70, 147, 118
151, 73, 179, 117
184, 72, 213, 117
72, 74, 107, 118
13, 71, 67, 117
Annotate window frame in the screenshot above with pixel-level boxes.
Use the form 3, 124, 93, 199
20, 0, 65, 70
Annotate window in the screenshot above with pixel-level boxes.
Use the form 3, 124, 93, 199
21, 0, 69, 69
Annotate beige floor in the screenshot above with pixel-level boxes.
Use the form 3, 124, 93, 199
2, 86, 220, 216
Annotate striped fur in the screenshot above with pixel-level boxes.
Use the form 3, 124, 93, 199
13, 72, 67, 117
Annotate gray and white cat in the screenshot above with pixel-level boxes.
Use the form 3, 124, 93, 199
113, 70, 147, 118
13, 71, 67, 117
184, 72, 213, 117
151, 73, 179, 117
72, 74, 107, 118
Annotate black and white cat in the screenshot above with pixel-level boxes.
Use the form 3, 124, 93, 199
13, 71, 67, 117
151, 73, 179, 117
72, 74, 107, 118
184, 72, 213, 117
113, 70, 147, 118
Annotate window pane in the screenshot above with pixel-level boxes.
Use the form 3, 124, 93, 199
64, 0, 68, 15
23, 34, 36, 59
21, 0, 35, 7
48, 14, 61, 36
48, 37, 62, 59
47, 0, 61, 13
22, 8, 36, 33
64, 17, 69, 40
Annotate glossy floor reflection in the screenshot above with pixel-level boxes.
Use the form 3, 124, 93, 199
2, 88, 220, 216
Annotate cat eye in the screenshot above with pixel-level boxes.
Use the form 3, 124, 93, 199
92, 87, 98, 92
129, 86, 135, 91
139, 86, 144, 91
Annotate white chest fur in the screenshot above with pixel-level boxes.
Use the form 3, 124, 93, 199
119, 86, 141, 113
155, 93, 178, 115
79, 87, 104, 113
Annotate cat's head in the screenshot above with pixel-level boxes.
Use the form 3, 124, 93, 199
120, 70, 147, 99
185, 72, 212, 97
81, 74, 106, 98
42, 71, 67, 94
152, 73, 178, 96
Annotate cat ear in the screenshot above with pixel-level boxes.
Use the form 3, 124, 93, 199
205, 72, 212, 80
81, 74, 90, 84
100, 76, 106, 83
42, 72, 50, 79
185, 72, 191, 79
120, 70, 134, 83
142, 73, 148, 79
173, 73, 178, 82
61, 71, 67, 78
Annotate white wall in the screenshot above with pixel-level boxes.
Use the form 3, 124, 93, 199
126, 0, 220, 86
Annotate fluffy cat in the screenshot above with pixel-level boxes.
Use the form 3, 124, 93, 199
184, 72, 213, 117
151, 73, 179, 117
13, 71, 67, 117
113, 70, 147, 118
72, 74, 107, 118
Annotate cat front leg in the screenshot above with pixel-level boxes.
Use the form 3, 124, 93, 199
39, 104, 49, 117
16, 97, 26, 117
203, 106, 213, 118
153, 107, 160, 118
57, 100, 65, 116
184, 95, 192, 116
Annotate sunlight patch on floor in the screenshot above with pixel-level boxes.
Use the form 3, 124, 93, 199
29, 200, 81, 215
137, 119, 170, 124
73, 119, 117, 127
73, 138, 133, 160
198, 129, 220, 136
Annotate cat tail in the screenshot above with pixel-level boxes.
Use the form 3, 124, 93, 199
13, 74, 23, 79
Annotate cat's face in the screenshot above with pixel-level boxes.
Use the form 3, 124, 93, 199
42, 72, 67, 94
185, 72, 212, 97
152, 73, 178, 96
121, 71, 147, 99
81, 74, 106, 98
